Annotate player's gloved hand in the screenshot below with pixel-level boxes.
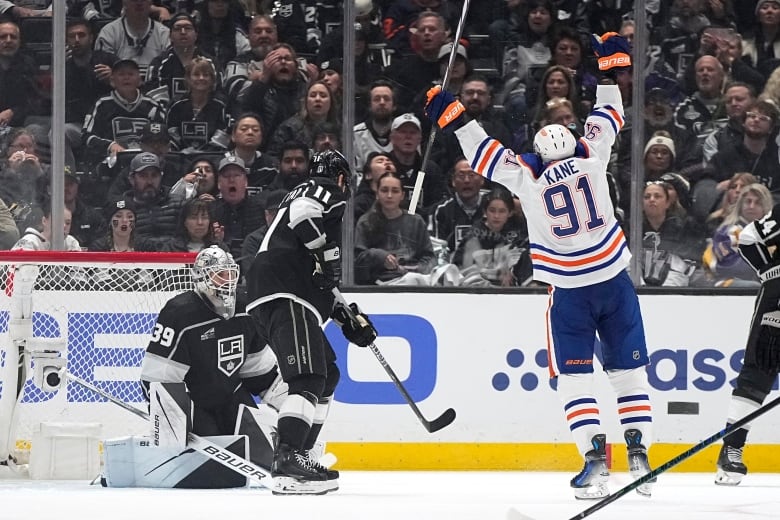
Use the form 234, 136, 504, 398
424, 85, 465, 133
311, 242, 341, 290
332, 302, 377, 348
590, 32, 631, 72
757, 311, 780, 373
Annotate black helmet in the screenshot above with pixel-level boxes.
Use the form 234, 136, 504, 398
309, 149, 351, 183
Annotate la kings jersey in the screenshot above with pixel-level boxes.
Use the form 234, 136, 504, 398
454, 85, 630, 288
246, 177, 346, 323
140, 292, 276, 410
83, 91, 165, 154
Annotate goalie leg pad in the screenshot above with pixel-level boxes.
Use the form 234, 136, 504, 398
149, 382, 192, 450
235, 403, 277, 471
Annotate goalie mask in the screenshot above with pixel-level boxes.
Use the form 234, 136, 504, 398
534, 123, 577, 162
192, 246, 239, 319
309, 149, 352, 194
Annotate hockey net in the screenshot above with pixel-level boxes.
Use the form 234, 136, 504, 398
0, 251, 196, 464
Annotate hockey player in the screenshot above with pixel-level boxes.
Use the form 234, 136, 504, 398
245, 149, 378, 495
424, 33, 654, 499
715, 205, 780, 485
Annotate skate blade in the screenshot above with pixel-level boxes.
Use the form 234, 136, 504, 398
629, 470, 656, 497
715, 469, 744, 486
272, 476, 330, 495
573, 482, 610, 500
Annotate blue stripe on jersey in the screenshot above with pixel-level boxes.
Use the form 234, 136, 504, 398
590, 109, 619, 134
472, 138, 492, 171
564, 397, 598, 410
531, 221, 623, 257
570, 418, 601, 430
533, 241, 629, 277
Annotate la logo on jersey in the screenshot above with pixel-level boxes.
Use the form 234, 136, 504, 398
217, 334, 244, 376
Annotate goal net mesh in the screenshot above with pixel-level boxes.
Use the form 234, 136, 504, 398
0, 251, 196, 464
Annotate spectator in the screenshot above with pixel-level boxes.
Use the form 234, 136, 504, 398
0, 19, 39, 127
355, 171, 436, 285
12, 205, 81, 251
237, 43, 307, 144
353, 79, 396, 174
431, 157, 486, 255
166, 56, 231, 152
452, 186, 532, 287
382, 10, 450, 113
311, 121, 341, 153
0, 127, 45, 209
223, 14, 278, 108
89, 197, 156, 252
58, 168, 104, 248
158, 197, 226, 252
742, 0, 780, 80
238, 187, 286, 275
82, 58, 166, 167
354, 151, 395, 222
703, 82, 757, 163
388, 112, 447, 218
209, 155, 265, 258
226, 112, 278, 192
414, 42, 472, 110
266, 140, 310, 192
124, 151, 182, 242
1, 2, 52, 18
318, 59, 343, 113
64, 18, 116, 170
383, 1, 460, 56
265, 0, 307, 54
673, 55, 727, 146
266, 80, 340, 159
169, 155, 219, 201
145, 13, 220, 108
703, 182, 772, 287
643, 131, 677, 183
0, 197, 18, 248
706, 172, 758, 234
649, 0, 712, 85
196, 0, 250, 72
67, 0, 122, 20
94, 0, 171, 75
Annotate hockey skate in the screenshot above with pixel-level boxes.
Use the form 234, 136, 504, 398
624, 429, 655, 497
305, 449, 339, 492
271, 444, 329, 495
715, 443, 747, 486
571, 434, 610, 499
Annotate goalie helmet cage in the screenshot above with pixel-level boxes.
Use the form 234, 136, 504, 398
0, 250, 197, 465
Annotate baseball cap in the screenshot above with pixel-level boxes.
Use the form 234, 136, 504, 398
63, 165, 79, 183
218, 155, 248, 174
112, 58, 140, 72
140, 122, 169, 143
438, 42, 468, 61
168, 12, 197, 28
391, 113, 421, 131
130, 152, 161, 173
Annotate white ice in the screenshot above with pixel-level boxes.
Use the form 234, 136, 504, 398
1, 470, 779, 520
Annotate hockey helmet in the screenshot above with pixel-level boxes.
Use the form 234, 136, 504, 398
309, 149, 352, 191
533, 124, 577, 162
192, 245, 239, 319
355, 0, 374, 17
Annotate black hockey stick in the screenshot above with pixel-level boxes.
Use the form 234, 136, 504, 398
332, 289, 456, 433
58, 369, 273, 488
508, 393, 780, 520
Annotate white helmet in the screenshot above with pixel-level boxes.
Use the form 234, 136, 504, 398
533, 124, 577, 162
355, 0, 374, 17
193, 246, 239, 319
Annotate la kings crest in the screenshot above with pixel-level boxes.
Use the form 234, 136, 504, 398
218, 334, 245, 376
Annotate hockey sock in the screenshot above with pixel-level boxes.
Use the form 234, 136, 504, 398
557, 373, 602, 457
724, 395, 761, 447
277, 392, 315, 449
608, 368, 653, 448
303, 397, 331, 451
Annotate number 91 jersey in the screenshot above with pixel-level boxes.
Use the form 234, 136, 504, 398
454, 85, 631, 288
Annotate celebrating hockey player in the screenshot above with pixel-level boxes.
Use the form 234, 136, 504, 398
715, 205, 780, 485
424, 33, 654, 499
246, 149, 377, 495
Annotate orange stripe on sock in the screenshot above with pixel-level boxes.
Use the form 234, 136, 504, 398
618, 405, 652, 414
566, 407, 599, 421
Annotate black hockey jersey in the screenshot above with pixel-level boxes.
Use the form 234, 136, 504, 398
166, 96, 230, 151
140, 291, 276, 411
83, 91, 165, 155
246, 177, 346, 323
145, 49, 221, 107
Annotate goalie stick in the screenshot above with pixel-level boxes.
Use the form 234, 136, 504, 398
58, 369, 273, 488
507, 392, 780, 520
331, 289, 456, 433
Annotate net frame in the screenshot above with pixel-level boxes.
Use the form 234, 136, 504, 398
0, 251, 197, 464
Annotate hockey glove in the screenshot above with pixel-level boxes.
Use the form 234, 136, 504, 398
590, 32, 631, 73
424, 85, 466, 133
757, 310, 780, 373
311, 242, 342, 290
332, 302, 377, 348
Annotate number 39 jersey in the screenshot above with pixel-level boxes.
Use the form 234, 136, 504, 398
140, 291, 276, 410
454, 85, 630, 288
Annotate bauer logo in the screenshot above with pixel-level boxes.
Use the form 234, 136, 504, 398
325, 314, 437, 405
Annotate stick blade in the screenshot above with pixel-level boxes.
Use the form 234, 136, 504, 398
506, 507, 537, 520
426, 407, 456, 433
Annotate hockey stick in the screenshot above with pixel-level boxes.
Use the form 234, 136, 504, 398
507, 393, 780, 520
408, 0, 471, 215
331, 289, 456, 433
59, 370, 273, 488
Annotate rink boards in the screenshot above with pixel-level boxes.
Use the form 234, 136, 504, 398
0, 290, 778, 471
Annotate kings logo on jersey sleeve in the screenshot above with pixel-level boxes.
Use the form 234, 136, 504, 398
218, 334, 244, 376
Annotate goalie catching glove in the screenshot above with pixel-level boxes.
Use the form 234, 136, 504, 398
590, 32, 631, 72
424, 85, 465, 133
312, 242, 341, 290
757, 310, 780, 373
332, 302, 377, 348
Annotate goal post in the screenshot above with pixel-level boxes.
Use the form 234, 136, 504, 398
0, 251, 197, 465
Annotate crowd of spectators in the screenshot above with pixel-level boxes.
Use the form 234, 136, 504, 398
0, 0, 778, 288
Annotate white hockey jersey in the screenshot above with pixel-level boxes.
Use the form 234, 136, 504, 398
454, 85, 630, 288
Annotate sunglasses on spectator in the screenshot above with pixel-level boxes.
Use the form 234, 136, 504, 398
746, 111, 772, 122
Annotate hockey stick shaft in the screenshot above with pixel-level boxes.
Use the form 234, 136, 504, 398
331, 289, 456, 433
409, 0, 471, 215
569, 393, 780, 520
61, 370, 272, 487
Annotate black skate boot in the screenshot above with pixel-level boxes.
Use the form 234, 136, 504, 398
305, 449, 339, 492
715, 443, 747, 486
271, 443, 329, 495
571, 434, 610, 499
624, 428, 655, 497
